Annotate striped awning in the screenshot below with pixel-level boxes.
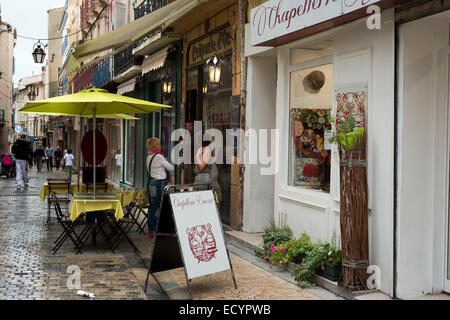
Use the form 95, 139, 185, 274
142, 46, 170, 76
116, 77, 137, 95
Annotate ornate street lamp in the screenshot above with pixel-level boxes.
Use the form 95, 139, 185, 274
32, 41, 46, 64
27, 87, 36, 101
206, 55, 222, 85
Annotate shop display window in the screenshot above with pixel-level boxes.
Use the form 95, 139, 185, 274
124, 119, 135, 185
288, 64, 333, 192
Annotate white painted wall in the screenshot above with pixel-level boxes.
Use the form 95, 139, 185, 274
243, 56, 277, 233
271, 11, 396, 296
397, 17, 449, 298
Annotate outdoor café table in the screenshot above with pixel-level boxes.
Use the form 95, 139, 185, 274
70, 193, 124, 248
69, 193, 140, 253
40, 183, 115, 201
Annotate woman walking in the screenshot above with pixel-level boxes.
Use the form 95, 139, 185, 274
63, 149, 75, 181
146, 138, 174, 237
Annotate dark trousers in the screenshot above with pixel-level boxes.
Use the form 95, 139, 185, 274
46, 157, 53, 171
55, 159, 61, 170
147, 178, 168, 233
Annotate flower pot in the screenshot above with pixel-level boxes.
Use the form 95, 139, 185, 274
293, 253, 307, 265
316, 263, 342, 282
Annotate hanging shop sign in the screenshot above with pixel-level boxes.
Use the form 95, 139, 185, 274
251, 0, 383, 46
189, 26, 233, 66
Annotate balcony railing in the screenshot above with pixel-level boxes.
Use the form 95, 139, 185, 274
113, 45, 144, 77
94, 57, 111, 88
134, 0, 173, 20
73, 64, 94, 93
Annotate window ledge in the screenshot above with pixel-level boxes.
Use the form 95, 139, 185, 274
278, 193, 329, 210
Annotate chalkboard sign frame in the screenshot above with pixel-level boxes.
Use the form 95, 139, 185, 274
144, 183, 237, 300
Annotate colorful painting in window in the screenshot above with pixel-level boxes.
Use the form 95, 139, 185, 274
290, 108, 331, 191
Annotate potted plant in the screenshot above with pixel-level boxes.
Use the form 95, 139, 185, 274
262, 222, 293, 257
285, 232, 311, 265
293, 241, 342, 287
315, 245, 342, 282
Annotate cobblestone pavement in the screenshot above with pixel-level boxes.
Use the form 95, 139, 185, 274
0, 167, 322, 300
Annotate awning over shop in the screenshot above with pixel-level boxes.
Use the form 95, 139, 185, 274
133, 32, 180, 58
73, 0, 201, 61
142, 46, 170, 76
116, 77, 137, 95
167, 0, 236, 36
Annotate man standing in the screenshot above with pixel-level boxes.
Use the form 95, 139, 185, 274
34, 145, 45, 172
54, 146, 62, 170
11, 134, 33, 190
45, 145, 54, 171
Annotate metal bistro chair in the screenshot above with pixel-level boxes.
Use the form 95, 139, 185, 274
51, 192, 90, 254
46, 179, 72, 224
105, 190, 141, 253
134, 191, 149, 235
122, 190, 147, 235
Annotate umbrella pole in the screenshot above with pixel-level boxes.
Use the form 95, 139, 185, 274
93, 108, 97, 199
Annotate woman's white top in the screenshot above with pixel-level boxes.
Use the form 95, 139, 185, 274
64, 153, 74, 166
146, 153, 174, 180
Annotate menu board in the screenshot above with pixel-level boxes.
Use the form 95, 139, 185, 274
169, 190, 231, 280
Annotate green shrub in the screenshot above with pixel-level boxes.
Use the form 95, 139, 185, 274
293, 242, 342, 287
262, 222, 293, 256
285, 232, 311, 264
267, 231, 312, 267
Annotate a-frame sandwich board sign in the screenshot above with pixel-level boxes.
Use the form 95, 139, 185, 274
144, 184, 237, 299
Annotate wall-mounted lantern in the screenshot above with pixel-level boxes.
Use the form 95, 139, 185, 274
206, 55, 222, 85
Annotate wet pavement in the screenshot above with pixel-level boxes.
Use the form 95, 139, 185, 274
0, 167, 323, 300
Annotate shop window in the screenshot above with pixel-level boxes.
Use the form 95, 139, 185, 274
111, 122, 122, 183
124, 119, 136, 185
288, 64, 333, 192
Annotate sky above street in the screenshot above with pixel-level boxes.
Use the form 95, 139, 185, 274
1, 0, 66, 86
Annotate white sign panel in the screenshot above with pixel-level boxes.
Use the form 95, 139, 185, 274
170, 190, 231, 280
251, 0, 381, 46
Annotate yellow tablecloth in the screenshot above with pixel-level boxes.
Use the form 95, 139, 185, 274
114, 189, 148, 207
69, 198, 124, 222
40, 183, 115, 201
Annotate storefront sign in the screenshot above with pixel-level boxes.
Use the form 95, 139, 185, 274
251, 0, 381, 46
189, 26, 233, 66
170, 190, 231, 280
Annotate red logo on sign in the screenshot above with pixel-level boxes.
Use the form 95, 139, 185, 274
186, 223, 218, 263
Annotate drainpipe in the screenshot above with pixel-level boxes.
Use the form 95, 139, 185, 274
238, 0, 248, 231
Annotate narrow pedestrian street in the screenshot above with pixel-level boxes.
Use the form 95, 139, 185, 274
0, 167, 323, 300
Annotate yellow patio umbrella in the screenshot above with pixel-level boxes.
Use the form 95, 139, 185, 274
19, 88, 171, 197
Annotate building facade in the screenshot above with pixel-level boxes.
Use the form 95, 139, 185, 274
0, 20, 16, 155
245, 0, 450, 299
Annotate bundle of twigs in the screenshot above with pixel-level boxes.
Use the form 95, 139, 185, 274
338, 131, 369, 290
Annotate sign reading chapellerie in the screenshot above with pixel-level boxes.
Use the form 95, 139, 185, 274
170, 190, 231, 280
189, 26, 233, 66
251, 0, 381, 46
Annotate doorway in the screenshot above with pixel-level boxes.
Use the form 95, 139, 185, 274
397, 11, 450, 297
